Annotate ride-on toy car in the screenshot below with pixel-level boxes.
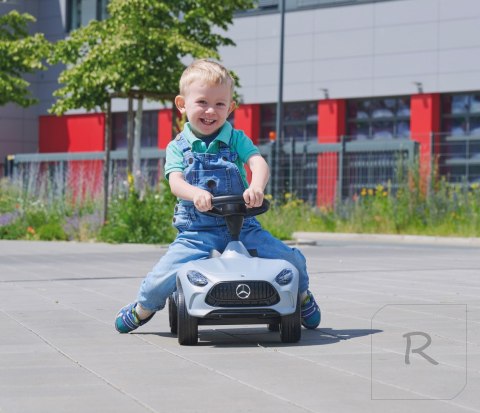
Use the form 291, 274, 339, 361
168, 195, 301, 345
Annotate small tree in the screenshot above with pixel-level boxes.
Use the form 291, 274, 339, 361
50, 0, 254, 220
0, 10, 50, 107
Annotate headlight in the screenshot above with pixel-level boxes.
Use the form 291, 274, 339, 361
187, 270, 209, 286
275, 269, 294, 286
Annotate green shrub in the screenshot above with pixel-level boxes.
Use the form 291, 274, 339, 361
99, 179, 176, 244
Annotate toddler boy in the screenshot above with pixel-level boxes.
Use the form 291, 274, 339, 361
115, 59, 320, 333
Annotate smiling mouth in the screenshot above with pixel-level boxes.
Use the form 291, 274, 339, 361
201, 118, 216, 125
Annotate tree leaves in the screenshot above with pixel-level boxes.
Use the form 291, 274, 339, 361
0, 11, 50, 107
49, 0, 254, 114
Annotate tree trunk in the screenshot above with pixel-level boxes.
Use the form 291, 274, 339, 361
127, 95, 134, 176
133, 96, 143, 188
103, 99, 112, 224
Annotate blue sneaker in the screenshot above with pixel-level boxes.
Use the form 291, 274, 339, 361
301, 291, 321, 329
115, 302, 154, 333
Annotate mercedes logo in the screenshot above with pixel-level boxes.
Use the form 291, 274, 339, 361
235, 283, 251, 299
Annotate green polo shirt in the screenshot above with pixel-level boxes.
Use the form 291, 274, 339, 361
164, 122, 260, 188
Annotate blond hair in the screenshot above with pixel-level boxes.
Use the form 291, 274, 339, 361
179, 59, 234, 97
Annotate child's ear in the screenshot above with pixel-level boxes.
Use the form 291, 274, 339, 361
175, 95, 186, 113
228, 101, 237, 114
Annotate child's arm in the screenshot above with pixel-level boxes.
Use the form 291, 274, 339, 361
169, 172, 213, 212
244, 154, 270, 208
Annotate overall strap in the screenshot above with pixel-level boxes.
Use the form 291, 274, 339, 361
218, 130, 238, 162
174, 133, 194, 165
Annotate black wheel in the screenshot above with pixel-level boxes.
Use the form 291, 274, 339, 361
279, 294, 301, 343
168, 294, 178, 335
177, 285, 198, 345
267, 323, 279, 332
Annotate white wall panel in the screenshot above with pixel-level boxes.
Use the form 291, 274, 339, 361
256, 37, 279, 64
314, 29, 373, 59
285, 34, 314, 62
220, 39, 259, 66
285, 9, 315, 36
314, 78, 374, 100
256, 63, 279, 87
373, 74, 438, 96
233, 65, 257, 90
438, 72, 480, 93
313, 4, 374, 32
439, 0, 480, 20
256, 14, 281, 38
438, 48, 480, 73
313, 56, 373, 82
439, 18, 480, 49
284, 81, 316, 102
374, 51, 437, 77
374, 23, 437, 54
284, 61, 314, 84
252, 85, 278, 104
373, 0, 438, 26
228, 15, 258, 40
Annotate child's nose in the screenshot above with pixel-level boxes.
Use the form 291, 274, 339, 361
205, 106, 215, 114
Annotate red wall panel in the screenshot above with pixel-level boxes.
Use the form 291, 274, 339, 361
39, 113, 105, 200
234, 104, 261, 184
158, 109, 173, 149
410, 93, 441, 184
234, 104, 260, 144
39, 113, 105, 153
317, 99, 346, 207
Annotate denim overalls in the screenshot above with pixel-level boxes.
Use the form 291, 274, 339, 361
136, 133, 310, 312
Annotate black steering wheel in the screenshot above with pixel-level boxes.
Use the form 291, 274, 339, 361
203, 195, 270, 218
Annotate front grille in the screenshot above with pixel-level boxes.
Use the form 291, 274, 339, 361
206, 281, 280, 307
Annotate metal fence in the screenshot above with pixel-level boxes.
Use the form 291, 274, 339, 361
5, 148, 167, 201
4, 138, 422, 206
260, 137, 418, 203
435, 132, 480, 185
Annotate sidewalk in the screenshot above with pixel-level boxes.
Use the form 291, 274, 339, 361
293, 231, 480, 247
0, 238, 478, 413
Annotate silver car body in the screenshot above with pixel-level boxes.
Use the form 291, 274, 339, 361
176, 241, 299, 318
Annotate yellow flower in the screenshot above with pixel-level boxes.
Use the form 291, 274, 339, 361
368, 188, 374, 196
127, 173, 134, 186
361, 188, 367, 196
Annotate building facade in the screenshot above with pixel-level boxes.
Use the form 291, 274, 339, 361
2, 0, 480, 197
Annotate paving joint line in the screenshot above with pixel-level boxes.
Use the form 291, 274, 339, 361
0, 309, 160, 413
133, 333, 320, 413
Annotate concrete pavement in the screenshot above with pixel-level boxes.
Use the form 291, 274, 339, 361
0, 237, 479, 413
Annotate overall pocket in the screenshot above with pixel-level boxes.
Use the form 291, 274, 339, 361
172, 205, 193, 232
191, 169, 231, 195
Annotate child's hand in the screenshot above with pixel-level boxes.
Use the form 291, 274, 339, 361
243, 186, 264, 208
193, 189, 213, 212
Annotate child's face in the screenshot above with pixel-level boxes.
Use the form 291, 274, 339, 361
175, 80, 236, 137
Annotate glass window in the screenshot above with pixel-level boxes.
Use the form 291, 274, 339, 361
441, 93, 480, 183
372, 120, 394, 140
112, 110, 158, 150
67, 0, 109, 32
112, 112, 127, 150
347, 96, 410, 141
97, 0, 109, 20
67, 0, 82, 32
141, 111, 158, 148
259, 101, 318, 144
442, 93, 480, 135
